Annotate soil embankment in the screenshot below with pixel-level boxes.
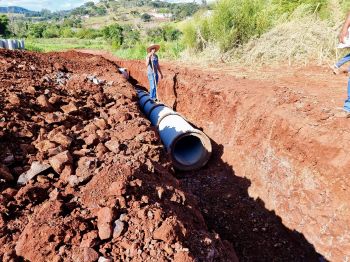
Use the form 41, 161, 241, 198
103, 54, 349, 262
0, 50, 237, 261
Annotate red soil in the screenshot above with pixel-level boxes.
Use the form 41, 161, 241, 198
0, 50, 237, 262
81, 50, 350, 262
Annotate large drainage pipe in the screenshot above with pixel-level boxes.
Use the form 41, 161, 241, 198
136, 89, 212, 171
0, 39, 25, 50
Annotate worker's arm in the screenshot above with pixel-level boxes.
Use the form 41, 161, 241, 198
339, 12, 350, 43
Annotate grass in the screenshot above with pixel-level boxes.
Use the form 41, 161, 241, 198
83, 15, 115, 28
237, 16, 338, 66
179, 1, 348, 66
24, 37, 184, 61
113, 41, 185, 60
25, 38, 110, 52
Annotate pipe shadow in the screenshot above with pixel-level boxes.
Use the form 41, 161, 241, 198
177, 139, 327, 262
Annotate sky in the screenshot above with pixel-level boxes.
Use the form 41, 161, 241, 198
0, 0, 98, 11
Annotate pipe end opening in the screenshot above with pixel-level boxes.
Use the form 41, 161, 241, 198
171, 132, 212, 171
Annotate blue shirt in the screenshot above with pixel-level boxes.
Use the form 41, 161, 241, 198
147, 54, 159, 75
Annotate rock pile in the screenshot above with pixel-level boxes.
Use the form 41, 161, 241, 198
0, 50, 237, 261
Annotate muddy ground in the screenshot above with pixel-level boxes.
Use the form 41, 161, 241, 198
0, 50, 237, 262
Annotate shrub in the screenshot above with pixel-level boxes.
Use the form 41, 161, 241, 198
76, 28, 102, 39
43, 26, 60, 38
181, 19, 198, 49
141, 13, 152, 22
8, 20, 28, 38
170, 3, 200, 21
102, 24, 123, 47
146, 27, 164, 42
162, 25, 182, 41
272, 0, 328, 15
60, 27, 76, 38
181, 0, 272, 52
122, 26, 141, 48
210, 0, 272, 51
28, 23, 47, 38
0, 15, 9, 36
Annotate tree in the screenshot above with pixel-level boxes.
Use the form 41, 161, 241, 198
9, 20, 29, 37
28, 23, 47, 38
93, 6, 107, 16
84, 1, 95, 8
0, 15, 9, 36
163, 25, 181, 41
122, 25, 140, 48
40, 9, 52, 18
42, 25, 60, 38
170, 3, 200, 21
102, 24, 123, 47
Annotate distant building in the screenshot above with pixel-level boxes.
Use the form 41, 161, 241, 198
149, 10, 172, 19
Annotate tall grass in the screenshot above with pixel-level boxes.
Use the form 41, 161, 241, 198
211, 0, 272, 51
181, 0, 350, 65
181, 0, 273, 52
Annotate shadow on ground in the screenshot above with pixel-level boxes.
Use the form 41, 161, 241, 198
178, 139, 326, 262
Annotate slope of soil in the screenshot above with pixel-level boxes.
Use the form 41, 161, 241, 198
0, 50, 237, 262
95, 53, 350, 262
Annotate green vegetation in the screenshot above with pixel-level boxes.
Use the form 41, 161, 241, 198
114, 41, 184, 60
3, 0, 350, 65
272, 0, 327, 14
3, 0, 196, 59
0, 14, 9, 36
181, 0, 350, 64
141, 13, 152, 22
25, 38, 108, 52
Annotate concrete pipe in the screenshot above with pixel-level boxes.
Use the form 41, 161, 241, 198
19, 40, 25, 50
7, 40, 15, 50
13, 40, 19, 49
0, 39, 24, 50
136, 89, 212, 171
3, 39, 9, 49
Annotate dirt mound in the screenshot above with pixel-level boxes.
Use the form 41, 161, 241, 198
0, 50, 237, 261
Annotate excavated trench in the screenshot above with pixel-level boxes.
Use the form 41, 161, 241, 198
110, 57, 350, 262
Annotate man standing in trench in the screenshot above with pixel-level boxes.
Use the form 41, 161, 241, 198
146, 44, 163, 101
338, 12, 350, 116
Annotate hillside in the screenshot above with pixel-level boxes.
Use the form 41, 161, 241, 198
3, 0, 201, 26
0, 6, 35, 15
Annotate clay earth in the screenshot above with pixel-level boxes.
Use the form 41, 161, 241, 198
1, 49, 349, 261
